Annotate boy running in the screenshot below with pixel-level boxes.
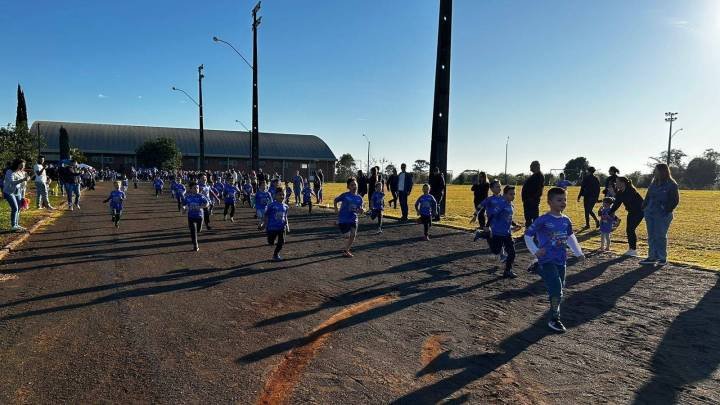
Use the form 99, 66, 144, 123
488, 185, 522, 278
103, 181, 126, 228
370, 182, 385, 234
334, 177, 365, 257
241, 180, 254, 207
302, 180, 315, 214
223, 179, 241, 222
472, 180, 503, 241
524, 187, 585, 332
153, 177, 164, 198
182, 181, 210, 252
254, 182, 273, 229
174, 179, 186, 212
263, 188, 290, 261
415, 184, 438, 241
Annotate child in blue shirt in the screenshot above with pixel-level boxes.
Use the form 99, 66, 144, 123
284, 181, 293, 205
153, 177, 164, 198
487, 186, 522, 278
415, 184, 438, 241
302, 181, 315, 214
223, 180, 241, 222
198, 175, 218, 230
263, 188, 290, 261
255, 182, 273, 229
334, 177, 365, 258
524, 187, 585, 333
241, 181, 254, 208
598, 197, 619, 251
182, 181, 210, 252
472, 180, 502, 241
370, 182, 385, 234
174, 180, 186, 213
103, 181, 126, 228
121, 175, 129, 193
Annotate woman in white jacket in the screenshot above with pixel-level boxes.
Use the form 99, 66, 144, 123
3, 158, 30, 232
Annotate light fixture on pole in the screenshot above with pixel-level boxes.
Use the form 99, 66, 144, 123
171, 66, 205, 171
664, 112, 679, 166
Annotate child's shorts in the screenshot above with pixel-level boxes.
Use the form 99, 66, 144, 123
338, 223, 357, 236
256, 208, 266, 218
370, 209, 382, 220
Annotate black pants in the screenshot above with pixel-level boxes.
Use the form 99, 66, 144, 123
188, 217, 203, 247
203, 206, 212, 229
111, 208, 122, 225
399, 191, 410, 219
476, 207, 487, 228
223, 202, 235, 218
583, 198, 599, 227
389, 190, 398, 208
420, 215, 432, 235
267, 231, 285, 255
431, 192, 443, 220
523, 201, 539, 227
155, 188, 161, 197
370, 209, 383, 227
489, 235, 516, 271
626, 211, 644, 250
176, 196, 183, 212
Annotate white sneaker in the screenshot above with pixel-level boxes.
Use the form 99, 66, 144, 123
69, 205, 74, 211
623, 249, 638, 257
11, 226, 23, 232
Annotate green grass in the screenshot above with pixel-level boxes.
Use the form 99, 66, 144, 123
0, 183, 65, 246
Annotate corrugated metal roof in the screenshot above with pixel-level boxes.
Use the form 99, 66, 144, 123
30, 121, 336, 161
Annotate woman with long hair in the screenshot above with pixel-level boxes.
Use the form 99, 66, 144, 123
609, 176, 644, 256
3, 158, 30, 232
640, 163, 680, 266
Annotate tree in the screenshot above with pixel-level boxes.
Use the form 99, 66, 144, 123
684, 157, 719, 189
335, 153, 357, 181
413, 159, 430, 173
0, 124, 38, 164
15, 84, 28, 131
135, 137, 182, 170
649, 148, 687, 169
563, 157, 590, 182
703, 148, 720, 163
59, 126, 70, 161
384, 164, 396, 176
69, 147, 88, 164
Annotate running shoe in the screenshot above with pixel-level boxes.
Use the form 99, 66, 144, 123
503, 270, 518, 279
375, 230, 383, 235
548, 318, 567, 333
75, 204, 81, 210
343, 250, 354, 258
194, 246, 200, 252
473, 230, 483, 242
639, 258, 657, 265
230, 218, 235, 223
424, 235, 431, 241
623, 249, 638, 257
657, 259, 668, 266
272, 255, 283, 262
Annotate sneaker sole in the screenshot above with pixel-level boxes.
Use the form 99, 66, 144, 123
548, 322, 567, 332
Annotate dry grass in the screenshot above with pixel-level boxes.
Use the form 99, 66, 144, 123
322, 183, 720, 270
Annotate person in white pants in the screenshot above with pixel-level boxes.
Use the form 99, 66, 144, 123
33, 155, 54, 210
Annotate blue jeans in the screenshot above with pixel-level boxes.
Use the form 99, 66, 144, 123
64, 183, 80, 205
3, 192, 21, 228
645, 210, 673, 261
538, 262, 566, 319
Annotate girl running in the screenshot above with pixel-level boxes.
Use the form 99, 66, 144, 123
598, 197, 620, 251
415, 184, 438, 241
302, 180, 315, 214
182, 181, 210, 252
103, 181, 126, 228
370, 182, 384, 234
254, 182, 273, 229
334, 177, 365, 257
222, 179, 241, 222
263, 187, 290, 262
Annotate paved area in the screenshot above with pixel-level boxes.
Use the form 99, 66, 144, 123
1, 182, 719, 404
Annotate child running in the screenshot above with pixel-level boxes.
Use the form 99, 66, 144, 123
182, 181, 210, 252
263, 187, 290, 262
598, 197, 620, 251
198, 175, 218, 230
174, 179, 186, 212
284, 181, 293, 205
153, 177, 164, 198
102, 181, 126, 228
223, 179, 241, 222
487, 185, 522, 278
241, 180, 254, 208
254, 182, 273, 229
472, 179, 503, 242
121, 175, 129, 193
334, 177, 365, 257
302, 180, 315, 214
369, 182, 384, 234
415, 184, 438, 241
524, 187, 585, 332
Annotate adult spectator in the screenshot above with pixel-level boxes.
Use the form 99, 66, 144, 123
640, 163, 680, 266
471, 172, 490, 228
578, 167, 601, 229
313, 170, 323, 204
33, 155, 54, 209
367, 167, 380, 207
3, 159, 30, 232
397, 163, 414, 221
388, 168, 399, 209
59, 161, 82, 210
609, 176, 644, 257
292, 170, 303, 206
604, 166, 620, 197
521, 160, 544, 227
429, 167, 446, 221
357, 170, 368, 198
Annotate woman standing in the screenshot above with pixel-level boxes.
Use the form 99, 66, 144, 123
640, 164, 679, 266
315, 169, 324, 204
388, 168, 399, 209
3, 159, 30, 232
609, 177, 644, 257
470, 172, 490, 228
577, 167, 601, 229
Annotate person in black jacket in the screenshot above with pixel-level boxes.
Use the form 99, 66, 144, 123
471, 172, 490, 228
604, 166, 620, 197
521, 161, 544, 227
609, 176, 644, 256
577, 166, 601, 229
357, 170, 368, 198
387, 168, 399, 208
367, 167, 380, 207
429, 167, 446, 221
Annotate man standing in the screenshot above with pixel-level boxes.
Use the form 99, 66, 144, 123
292, 170, 303, 207
357, 170, 368, 198
521, 160, 544, 227
397, 163, 414, 221
429, 167, 445, 221
33, 155, 53, 209
387, 167, 399, 209
578, 166, 601, 229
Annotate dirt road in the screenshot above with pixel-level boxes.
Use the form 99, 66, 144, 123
1, 182, 718, 404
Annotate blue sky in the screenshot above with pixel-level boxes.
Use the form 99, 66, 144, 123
2, 0, 719, 176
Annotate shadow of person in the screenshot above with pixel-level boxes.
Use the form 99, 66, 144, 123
633, 275, 720, 405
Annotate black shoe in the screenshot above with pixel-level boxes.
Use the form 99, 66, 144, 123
503, 270, 518, 279
548, 318, 566, 333
657, 259, 668, 266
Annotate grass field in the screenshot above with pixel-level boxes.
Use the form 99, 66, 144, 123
0, 184, 65, 247
321, 183, 720, 270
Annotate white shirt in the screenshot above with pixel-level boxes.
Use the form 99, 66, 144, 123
398, 172, 406, 192
33, 163, 47, 183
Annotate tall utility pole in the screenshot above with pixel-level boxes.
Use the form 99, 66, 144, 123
504, 136, 509, 185
198, 64, 205, 171
362, 134, 370, 174
664, 112, 678, 167
251, 1, 262, 172
429, 0, 452, 216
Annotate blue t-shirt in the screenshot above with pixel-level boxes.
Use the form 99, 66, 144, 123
223, 184, 240, 203
175, 183, 186, 196
335, 192, 364, 224
265, 201, 289, 231
302, 186, 313, 202
481, 195, 503, 215
293, 175, 303, 187
199, 183, 212, 200
153, 179, 164, 189
599, 206, 616, 233
416, 194, 438, 217
108, 190, 125, 210
556, 180, 572, 189
213, 182, 224, 194
255, 190, 272, 210
489, 198, 514, 237
524, 213, 575, 265
242, 183, 253, 195
371, 191, 385, 211
183, 193, 209, 219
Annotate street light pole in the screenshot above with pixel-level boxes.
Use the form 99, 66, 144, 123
504, 136, 509, 185
362, 134, 370, 174
198, 64, 205, 171
664, 112, 678, 167
251, 1, 262, 173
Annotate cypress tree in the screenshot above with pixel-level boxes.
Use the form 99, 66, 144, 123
15, 84, 28, 131
59, 126, 70, 160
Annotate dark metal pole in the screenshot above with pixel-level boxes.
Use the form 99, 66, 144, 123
251, 2, 262, 172
429, 0, 452, 216
664, 112, 677, 167
198, 64, 205, 171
